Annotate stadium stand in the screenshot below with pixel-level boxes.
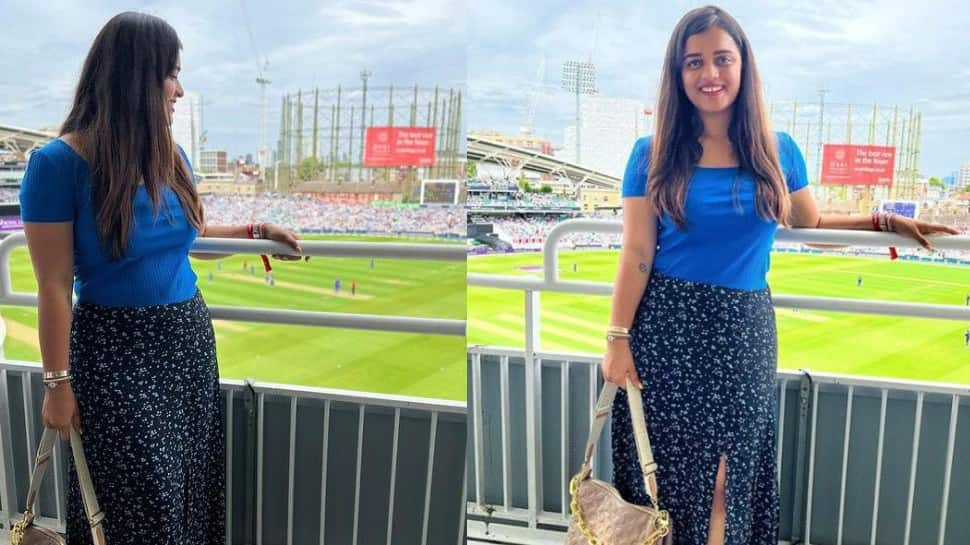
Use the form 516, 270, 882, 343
0, 190, 463, 238
201, 193, 463, 237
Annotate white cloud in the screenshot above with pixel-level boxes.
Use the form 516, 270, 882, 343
0, 0, 464, 158
321, 0, 460, 27
468, 0, 970, 175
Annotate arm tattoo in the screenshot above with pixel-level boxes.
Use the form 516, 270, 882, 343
638, 261, 650, 274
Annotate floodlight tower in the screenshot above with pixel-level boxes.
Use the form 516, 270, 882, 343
561, 60, 597, 164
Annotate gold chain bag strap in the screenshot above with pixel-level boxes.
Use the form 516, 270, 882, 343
566, 378, 672, 545
10, 427, 106, 545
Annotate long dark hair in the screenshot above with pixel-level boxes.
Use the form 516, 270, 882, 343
61, 11, 204, 258
649, 5, 790, 229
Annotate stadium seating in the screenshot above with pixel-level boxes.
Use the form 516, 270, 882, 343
200, 193, 463, 237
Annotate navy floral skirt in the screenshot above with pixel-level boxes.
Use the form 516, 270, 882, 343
66, 291, 225, 545
611, 272, 780, 545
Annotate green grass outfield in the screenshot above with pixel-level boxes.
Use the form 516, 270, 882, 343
2, 235, 466, 400
468, 250, 970, 385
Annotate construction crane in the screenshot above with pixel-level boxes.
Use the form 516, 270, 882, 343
239, 0, 270, 167
520, 53, 546, 136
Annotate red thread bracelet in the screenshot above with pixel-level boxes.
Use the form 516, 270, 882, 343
870, 213, 898, 260
887, 213, 899, 259
246, 223, 272, 273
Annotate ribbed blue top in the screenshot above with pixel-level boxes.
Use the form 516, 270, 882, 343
621, 132, 809, 290
19, 139, 199, 306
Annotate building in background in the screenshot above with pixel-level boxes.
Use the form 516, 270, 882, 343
196, 172, 262, 195
200, 149, 228, 173
959, 161, 970, 188
559, 96, 651, 177
172, 92, 202, 168
578, 185, 620, 214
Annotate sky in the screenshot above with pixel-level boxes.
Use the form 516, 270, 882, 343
2, 1, 968, 177
468, 0, 970, 178
0, 0, 466, 160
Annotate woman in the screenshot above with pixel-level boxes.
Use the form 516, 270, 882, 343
601, 6, 957, 545
19, 12, 302, 545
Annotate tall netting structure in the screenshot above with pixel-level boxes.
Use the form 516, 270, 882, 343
277, 85, 463, 186
770, 100, 922, 206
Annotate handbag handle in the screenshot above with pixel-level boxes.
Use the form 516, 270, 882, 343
579, 378, 661, 506
21, 427, 106, 545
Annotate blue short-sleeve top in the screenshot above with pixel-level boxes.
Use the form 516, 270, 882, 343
19, 138, 200, 306
621, 131, 809, 290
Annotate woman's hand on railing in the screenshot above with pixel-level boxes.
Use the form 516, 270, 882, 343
892, 217, 960, 251
43, 384, 80, 440
262, 224, 306, 261
602, 342, 642, 390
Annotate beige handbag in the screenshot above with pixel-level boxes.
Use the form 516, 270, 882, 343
566, 379, 672, 545
10, 427, 106, 545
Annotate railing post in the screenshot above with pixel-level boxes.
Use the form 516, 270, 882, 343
0, 310, 5, 361
523, 289, 543, 527
470, 352, 485, 508
0, 232, 24, 301
790, 369, 814, 545
0, 369, 16, 531
241, 379, 259, 545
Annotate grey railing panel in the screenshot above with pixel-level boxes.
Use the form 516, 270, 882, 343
467, 351, 798, 530
250, 388, 466, 545
0, 365, 254, 541
539, 358, 614, 515
467, 347, 969, 545
226, 386, 257, 545
945, 406, 970, 545
475, 354, 529, 508
356, 407, 396, 545
539, 361, 561, 514
425, 415, 467, 545
389, 410, 432, 545
776, 378, 802, 541
807, 385, 852, 543
2, 363, 466, 545
805, 385, 970, 545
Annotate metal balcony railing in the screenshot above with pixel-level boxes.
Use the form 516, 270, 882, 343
0, 234, 468, 545
466, 219, 970, 545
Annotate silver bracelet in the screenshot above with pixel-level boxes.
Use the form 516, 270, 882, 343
43, 376, 72, 390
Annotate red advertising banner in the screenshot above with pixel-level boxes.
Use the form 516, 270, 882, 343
820, 144, 895, 186
364, 127, 436, 167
